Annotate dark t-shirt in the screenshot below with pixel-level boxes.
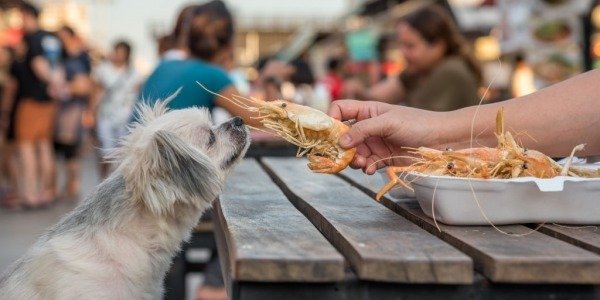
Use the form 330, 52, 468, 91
399, 56, 479, 112
64, 51, 91, 103
22, 30, 62, 102
138, 59, 233, 112
64, 51, 91, 81
9, 59, 29, 100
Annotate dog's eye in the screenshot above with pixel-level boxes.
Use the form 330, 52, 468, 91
208, 130, 216, 146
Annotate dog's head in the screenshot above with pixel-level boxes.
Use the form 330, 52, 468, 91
111, 101, 250, 215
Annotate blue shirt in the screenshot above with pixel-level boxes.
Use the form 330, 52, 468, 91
138, 59, 233, 112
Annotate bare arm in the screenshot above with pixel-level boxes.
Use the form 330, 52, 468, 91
330, 70, 600, 173
440, 69, 600, 157
214, 86, 261, 128
0, 76, 17, 132
31, 56, 53, 83
90, 80, 104, 115
365, 76, 405, 104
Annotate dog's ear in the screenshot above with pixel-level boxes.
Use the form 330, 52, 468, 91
124, 130, 223, 215
135, 88, 182, 124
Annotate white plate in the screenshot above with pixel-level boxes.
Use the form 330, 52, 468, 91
403, 172, 600, 225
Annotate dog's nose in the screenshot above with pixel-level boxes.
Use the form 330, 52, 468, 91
233, 117, 244, 127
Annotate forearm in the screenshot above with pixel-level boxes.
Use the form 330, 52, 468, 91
215, 86, 262, 128
365, 77, 405, 104
90, 84, 104, 113
31, 57, 53, 83
437, 70, 600, 157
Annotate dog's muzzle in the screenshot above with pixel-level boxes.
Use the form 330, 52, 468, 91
221, 117, 250, 169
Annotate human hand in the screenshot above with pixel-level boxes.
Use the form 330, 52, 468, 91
329, 100, 439, 174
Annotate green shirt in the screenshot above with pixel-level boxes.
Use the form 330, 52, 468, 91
138, 59, 233, 112
400, 57, 479, 111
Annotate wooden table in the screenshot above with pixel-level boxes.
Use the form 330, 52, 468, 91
214, 158, 600, 300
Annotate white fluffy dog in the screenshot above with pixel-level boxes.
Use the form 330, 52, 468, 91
0, 101, 249, 299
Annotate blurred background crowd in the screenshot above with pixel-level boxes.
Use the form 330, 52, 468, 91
1, 0, 599, 299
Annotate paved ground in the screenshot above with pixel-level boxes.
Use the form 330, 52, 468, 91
0, 152, 100, 272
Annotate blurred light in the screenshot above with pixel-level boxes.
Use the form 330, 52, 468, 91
281, 81, 295, 100
40, 5, 61, 30
593, 41, 600, 58
593, 6, 600, 29
6, 9, 22, 28
512, 61, 536, 97
448, 0, 485, 7
474, 36, 500, 61
245, 67, 259, 81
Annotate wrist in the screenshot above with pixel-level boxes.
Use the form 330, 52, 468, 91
430, 108, 470, 149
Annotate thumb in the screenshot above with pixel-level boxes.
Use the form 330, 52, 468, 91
339, 118, 382, 148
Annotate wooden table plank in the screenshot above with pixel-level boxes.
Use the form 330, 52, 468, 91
216, 159, 345, 284
340, 169, 600, 284
262, 157, 473, 284
538, 225, 600, 255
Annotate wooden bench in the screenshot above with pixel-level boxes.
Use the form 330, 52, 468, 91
214, 158, 600, 300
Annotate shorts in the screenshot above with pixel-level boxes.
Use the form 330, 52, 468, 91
96, 118, 128, 157
15, 99, 56, 142
54, 141, 80, 160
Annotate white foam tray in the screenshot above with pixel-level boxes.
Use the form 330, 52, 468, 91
380, 171, 600, 225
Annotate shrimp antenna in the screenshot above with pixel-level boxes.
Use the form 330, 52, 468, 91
470, 58, 500, 149
196, 81, 253, 110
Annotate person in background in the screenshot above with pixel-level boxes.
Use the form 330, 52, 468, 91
53, 25, 92, 199
92, 40, 140, 179
0, 46, 20, 210
366, 4, 481, 111
157, 4, 200, 61
254, 56, 294, 101
138, 1, 257, 125
16, 2, 63, 208
322, 57, 345, 101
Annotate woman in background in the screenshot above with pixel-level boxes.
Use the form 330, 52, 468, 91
156, 4, 199, 61
366, 4, 481, 111
138, 1, 256, 125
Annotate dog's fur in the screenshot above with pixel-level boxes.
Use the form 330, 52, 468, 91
0, 101, 249, 299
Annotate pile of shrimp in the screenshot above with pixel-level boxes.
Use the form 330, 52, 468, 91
377, 107, 600, 200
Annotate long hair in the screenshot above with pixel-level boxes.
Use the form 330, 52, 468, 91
401, 5, 482, 84
187, 0, 234, 62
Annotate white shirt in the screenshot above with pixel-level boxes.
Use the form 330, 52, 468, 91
94, 61, 140, 124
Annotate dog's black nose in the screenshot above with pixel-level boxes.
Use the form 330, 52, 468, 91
233, 116, 244, 127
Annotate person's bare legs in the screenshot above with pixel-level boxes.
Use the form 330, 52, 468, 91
5, 143, 21, 208
66, 157, 80, 199
19, 141, 40, 207
0, 141, 20, 209
38, 139, 55, 204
